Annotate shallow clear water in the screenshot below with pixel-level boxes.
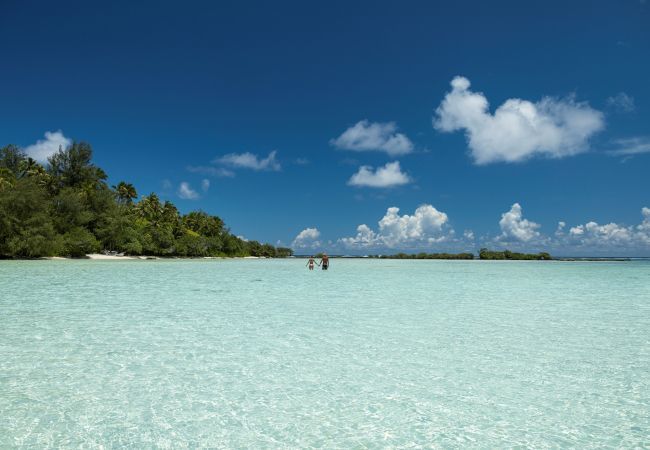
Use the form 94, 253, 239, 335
1, 259, 649, 448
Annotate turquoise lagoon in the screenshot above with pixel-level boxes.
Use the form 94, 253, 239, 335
1, 259, 649, 448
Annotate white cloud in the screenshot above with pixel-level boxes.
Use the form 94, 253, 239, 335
498, 203, 541, 242
638, 207, 650, 244
201, 179, 210, 192
215, 150, 280, 171
177, 182, 199, 200
335, 204, 650, 255
606, 92, 635, 113
554, 207, 650, 251
340, 204, 452, 249
341, 224, 378, 248
331, 120, 414, 156
348, 161, 411, 188
568, 222, 633, 246
608, 137, 650, 157
490, 206, 650, 253
434, 76, 605, 164
292, 227, 321, 249
24, 130, 72, 163
187, 165, 235, 177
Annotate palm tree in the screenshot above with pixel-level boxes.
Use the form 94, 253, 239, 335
114, 181, 138, 205
135, 193, 163, 222
0, 168, 15, 191
18, 157, 40, 178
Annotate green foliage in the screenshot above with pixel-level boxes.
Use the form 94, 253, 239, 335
478, 248, 553, 260
276, 247, 293, 258
114, 181, 138, 204
47, 142, 107, 190
182, 211, 224, 237
0, 144, 25, 175
62, 227, 100, 257
0, 177, 62, 257
0, 140, 289, 258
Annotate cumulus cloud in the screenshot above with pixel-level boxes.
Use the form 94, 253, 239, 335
335, 203, 650, 254
434, 76, 605, 164
292, 227, 321, 249
639, 207, 650, 244
498, 203, 541, 242
606, 92, 635, 113
491, 204, 650, 253
331, 120, 414, 156
340, 205, 452, 249
215, 150, 281, 171
201, 179, 210, 192
348, 161, 411, 188
178, 182, 199, 200
568, 222, 633, 246
24, 130, 72, 163
564, 208, 650, 249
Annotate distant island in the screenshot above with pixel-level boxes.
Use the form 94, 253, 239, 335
0, 142, 293, 259
325, 249, 554, 260
477, 248, 552, 260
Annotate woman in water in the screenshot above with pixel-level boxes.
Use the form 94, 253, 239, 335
306, 256, 316, 270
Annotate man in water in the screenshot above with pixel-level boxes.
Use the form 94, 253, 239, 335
319, 253, 329, 270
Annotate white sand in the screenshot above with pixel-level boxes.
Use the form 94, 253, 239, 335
86, 253, 138, 260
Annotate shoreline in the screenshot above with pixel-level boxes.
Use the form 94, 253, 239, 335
0, 254, 640, 262
42, 253, 266, 261
37, 254, 268, 261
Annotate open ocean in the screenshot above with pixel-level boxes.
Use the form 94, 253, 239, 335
1, 259, 649, 448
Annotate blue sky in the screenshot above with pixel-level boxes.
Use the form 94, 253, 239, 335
1, 0, 649, 255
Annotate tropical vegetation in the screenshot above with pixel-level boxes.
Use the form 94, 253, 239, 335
478, 248, 552, 260
0, 142, 293, 258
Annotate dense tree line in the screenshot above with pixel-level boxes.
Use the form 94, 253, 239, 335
478, 248, 552, 260
0, 142, 293, 258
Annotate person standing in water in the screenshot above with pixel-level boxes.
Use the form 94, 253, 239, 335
306, 256, 316, 270
319, 253, 329, 270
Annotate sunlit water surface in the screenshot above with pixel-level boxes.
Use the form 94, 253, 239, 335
1, 259, 649, 448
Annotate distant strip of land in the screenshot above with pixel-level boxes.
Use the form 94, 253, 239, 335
301, 251, 635, 261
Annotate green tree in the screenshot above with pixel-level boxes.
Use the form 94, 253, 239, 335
48, 142, 107, 191
0, 139, 291, 258
62, 227, 100, 257
114, 181, 138, 205
0, 144, 26, 175
0, 178, 62, 257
